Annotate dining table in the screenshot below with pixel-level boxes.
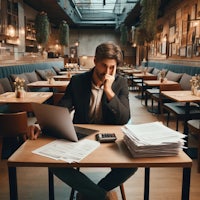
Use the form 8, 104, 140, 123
143, 80, 179, 106
0, 92, 53, 104
27, 81, 69, 92
53, 75, 71, 81
161, 90, 200, 149
143, 80, 179, 87
7, 124, 192, 200
58, 70, 88, 75
122, 69, 142, 75
0, 92, 53, 113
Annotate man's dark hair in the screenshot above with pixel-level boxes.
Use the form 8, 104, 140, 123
95, 42, 123, 67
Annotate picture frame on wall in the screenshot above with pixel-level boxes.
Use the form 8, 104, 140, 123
169, 26, 175, 43
187, 45, 192, 58
161, 41, 167, 54
168, 43, 172, 56
179, 46, 186, 57
197, 0, 200, 19
172, 43, 177, 55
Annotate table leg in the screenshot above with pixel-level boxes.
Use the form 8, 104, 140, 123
48, 168, 55, 200
8, 167, 18, 200
144, 167, 150, 200
181, 167, 191, 200
182, 102, 190, 156
183, 102, 190, 145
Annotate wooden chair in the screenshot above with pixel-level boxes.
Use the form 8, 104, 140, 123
150, 84, 182, 114
136, 75, 157, 99
8, 103, 34, 117
162, 102, 200, 131
187, 119, 200, 173
0, 111, 28, 159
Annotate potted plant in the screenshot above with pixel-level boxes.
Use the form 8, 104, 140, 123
139, 0, 160, 43
59, 20, 69, 56
120, 23, 128, 46
59, 20, 69, 46
35, 11, 50, 46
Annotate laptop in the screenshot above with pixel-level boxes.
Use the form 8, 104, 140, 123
31, 103, 98, 142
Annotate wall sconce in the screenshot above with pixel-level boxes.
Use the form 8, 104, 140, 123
7, 25, 16, 37
55, 44, 59, 50
75, 41, 79, 47
19, 27, 25, 35
132, 43, 136, 47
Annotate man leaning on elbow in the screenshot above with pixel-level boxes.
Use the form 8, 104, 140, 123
27, 42, 137, 200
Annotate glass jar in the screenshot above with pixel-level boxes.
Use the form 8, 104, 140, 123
15, 87, 25, 98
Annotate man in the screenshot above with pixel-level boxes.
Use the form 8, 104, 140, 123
27, 42, 137, 200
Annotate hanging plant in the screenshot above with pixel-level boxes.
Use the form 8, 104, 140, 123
120, 24, 128, 45
35, 11, 50, 45
133, 27, 145, 46
59, 20, 69, 46
140, 0, 160, 43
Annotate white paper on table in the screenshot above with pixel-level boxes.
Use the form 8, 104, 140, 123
122, 122, 186, 145
32, 139, 100, 163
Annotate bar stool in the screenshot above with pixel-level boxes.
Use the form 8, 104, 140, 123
187, 119, 200, 173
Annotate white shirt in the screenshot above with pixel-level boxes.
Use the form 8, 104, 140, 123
88, 82, 104, 123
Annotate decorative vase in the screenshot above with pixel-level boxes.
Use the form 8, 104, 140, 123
15, 88, 25, 98
160, 78, 164, 83
48, 77, 55, 84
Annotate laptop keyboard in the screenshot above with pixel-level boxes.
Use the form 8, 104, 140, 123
74, 126, 98, 140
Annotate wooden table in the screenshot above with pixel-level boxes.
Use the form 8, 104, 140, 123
122, 69, 142, 75
133, 72, 157, 79
0, 92, 53, 112
53, 75, 71, 81
27, 81, 69, 92
58, 70, 87, 75
7, 124, 192, 200
144, 80, 179, 87
161, 90, 200, 146
0, 92, 53, 103
143, 80, 179, 107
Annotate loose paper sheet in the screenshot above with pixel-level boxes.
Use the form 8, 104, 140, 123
32, 139, 100, 163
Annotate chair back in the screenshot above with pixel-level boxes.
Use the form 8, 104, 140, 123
0, 111, 28, 137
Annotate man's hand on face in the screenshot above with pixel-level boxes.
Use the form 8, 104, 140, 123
103, 66, 116, 100
103, 66, 116, 91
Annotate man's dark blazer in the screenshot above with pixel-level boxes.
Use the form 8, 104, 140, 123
58, 67, 130, 125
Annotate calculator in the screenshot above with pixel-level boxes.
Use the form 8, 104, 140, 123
95, 133, 117, 143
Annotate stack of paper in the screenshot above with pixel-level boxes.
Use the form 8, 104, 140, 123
122, 122, 186, 158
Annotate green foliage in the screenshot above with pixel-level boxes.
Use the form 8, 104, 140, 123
133, 27, 145, 46
120, 24, 128, 45
59, 20, 69, 46
140, 0, 160, 43
35, 11, 50, 45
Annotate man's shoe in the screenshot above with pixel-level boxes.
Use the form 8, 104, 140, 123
105, 190, 118, 200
